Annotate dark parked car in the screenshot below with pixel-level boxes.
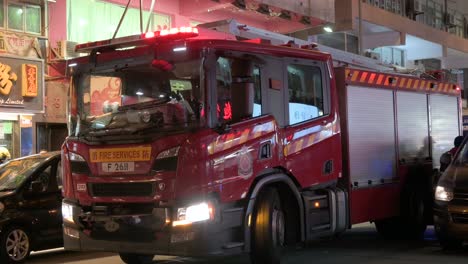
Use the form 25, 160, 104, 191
434, 138, 468, 249
0, 151, 62, 263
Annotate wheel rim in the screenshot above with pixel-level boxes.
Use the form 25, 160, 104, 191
272, 208, 285, 247
5, 229, 29, 261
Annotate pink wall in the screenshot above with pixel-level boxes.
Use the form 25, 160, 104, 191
48, 0, 67, 48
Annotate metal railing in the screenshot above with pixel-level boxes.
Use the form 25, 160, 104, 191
365, 0, 467, 39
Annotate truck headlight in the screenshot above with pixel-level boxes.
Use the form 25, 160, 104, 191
435, 186, 453, 202
173, 202, 215, 227
153, 146, 180, 172
62, 202, 75, 224
69, 152, 85, 162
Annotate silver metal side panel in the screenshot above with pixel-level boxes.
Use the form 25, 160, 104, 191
430, 94, 459, 168
396, 92, 429, 161
347, 86, 396, 187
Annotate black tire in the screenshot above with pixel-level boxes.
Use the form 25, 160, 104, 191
0, 226, 31, 264
119, 253, 154, 264
251, 187, 285, 264
374, 217, 401, 239
435, 228, 463, 250
403, 190, 427, 239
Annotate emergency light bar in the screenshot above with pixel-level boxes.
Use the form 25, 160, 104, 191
75, 26, 199, 53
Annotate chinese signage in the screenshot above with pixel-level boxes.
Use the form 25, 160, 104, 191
0, 31, 39, 58
33, 81, 68, 123
22, 64, 38, 97
0, 56, 43, 113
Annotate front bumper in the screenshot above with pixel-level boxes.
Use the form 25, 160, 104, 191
63, 202, 245, 257
434, 201, 468, 240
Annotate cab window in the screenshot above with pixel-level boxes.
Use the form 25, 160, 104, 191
287, 64, 326, 125
216, 56, 262, 124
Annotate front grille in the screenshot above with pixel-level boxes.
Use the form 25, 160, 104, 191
452, 213, 468, 224
90, 183, 154, 197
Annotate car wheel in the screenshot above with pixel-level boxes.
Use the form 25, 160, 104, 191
119, 253, 154, 264
0, 226, 31, 263
250, 187, 285, 264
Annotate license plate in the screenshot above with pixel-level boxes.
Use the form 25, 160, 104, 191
102, 162, 135, 172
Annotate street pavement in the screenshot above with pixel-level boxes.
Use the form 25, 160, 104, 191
27, 223, 468, 264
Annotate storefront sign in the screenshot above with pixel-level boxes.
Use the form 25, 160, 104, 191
38, 81, 68, 123
22, 64, 38, 97
0, 31, 39, 58
0, 56, 43, 113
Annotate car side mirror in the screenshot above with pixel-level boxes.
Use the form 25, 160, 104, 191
30, 181, 43, 194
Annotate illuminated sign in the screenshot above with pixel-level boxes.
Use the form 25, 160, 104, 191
0, 56, 43, 113
22, 64, 38, 97
0, 63, 17, 95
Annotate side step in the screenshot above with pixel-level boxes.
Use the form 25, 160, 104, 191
302, 188, 348, 240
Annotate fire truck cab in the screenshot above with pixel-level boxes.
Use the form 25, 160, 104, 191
61, 22, 461, 264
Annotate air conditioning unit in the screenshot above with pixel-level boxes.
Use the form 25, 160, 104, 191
445, 13, 456, 27
56, 40, 80, 59
413, 0, 424, 15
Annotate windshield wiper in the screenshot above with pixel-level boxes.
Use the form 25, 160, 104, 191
118, 98, 170, 111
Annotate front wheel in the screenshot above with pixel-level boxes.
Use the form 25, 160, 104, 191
0, 226, 31, 263
251, 187, 285, 264
119, 253, 154, 264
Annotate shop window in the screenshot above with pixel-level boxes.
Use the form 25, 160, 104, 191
6, 2, 42, 34
67, 0, 172, 44
287, 64, 325, 125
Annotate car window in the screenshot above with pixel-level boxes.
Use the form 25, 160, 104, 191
0, 157, 46, 191
30, 160, 61, 193
455, 142, 468, 165
56, 161, 62, 190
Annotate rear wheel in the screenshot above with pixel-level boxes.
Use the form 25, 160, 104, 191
403, 190, 427, 239
119, 253, 154, 264
250, 187, 285, 264
435, 227, 464, 250
374, 217, 401, 239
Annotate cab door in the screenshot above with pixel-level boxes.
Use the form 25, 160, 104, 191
281, 58, 340, 187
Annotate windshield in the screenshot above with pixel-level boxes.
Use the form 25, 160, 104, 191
69, 59, 205, 139
0, 157, 45, 191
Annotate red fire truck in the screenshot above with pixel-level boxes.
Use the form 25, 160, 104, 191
61, 21, 461, 264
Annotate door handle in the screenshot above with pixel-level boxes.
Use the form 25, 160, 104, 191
259, 141, 272, 160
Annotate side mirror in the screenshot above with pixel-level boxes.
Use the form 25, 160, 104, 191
30, 181, 43, 194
